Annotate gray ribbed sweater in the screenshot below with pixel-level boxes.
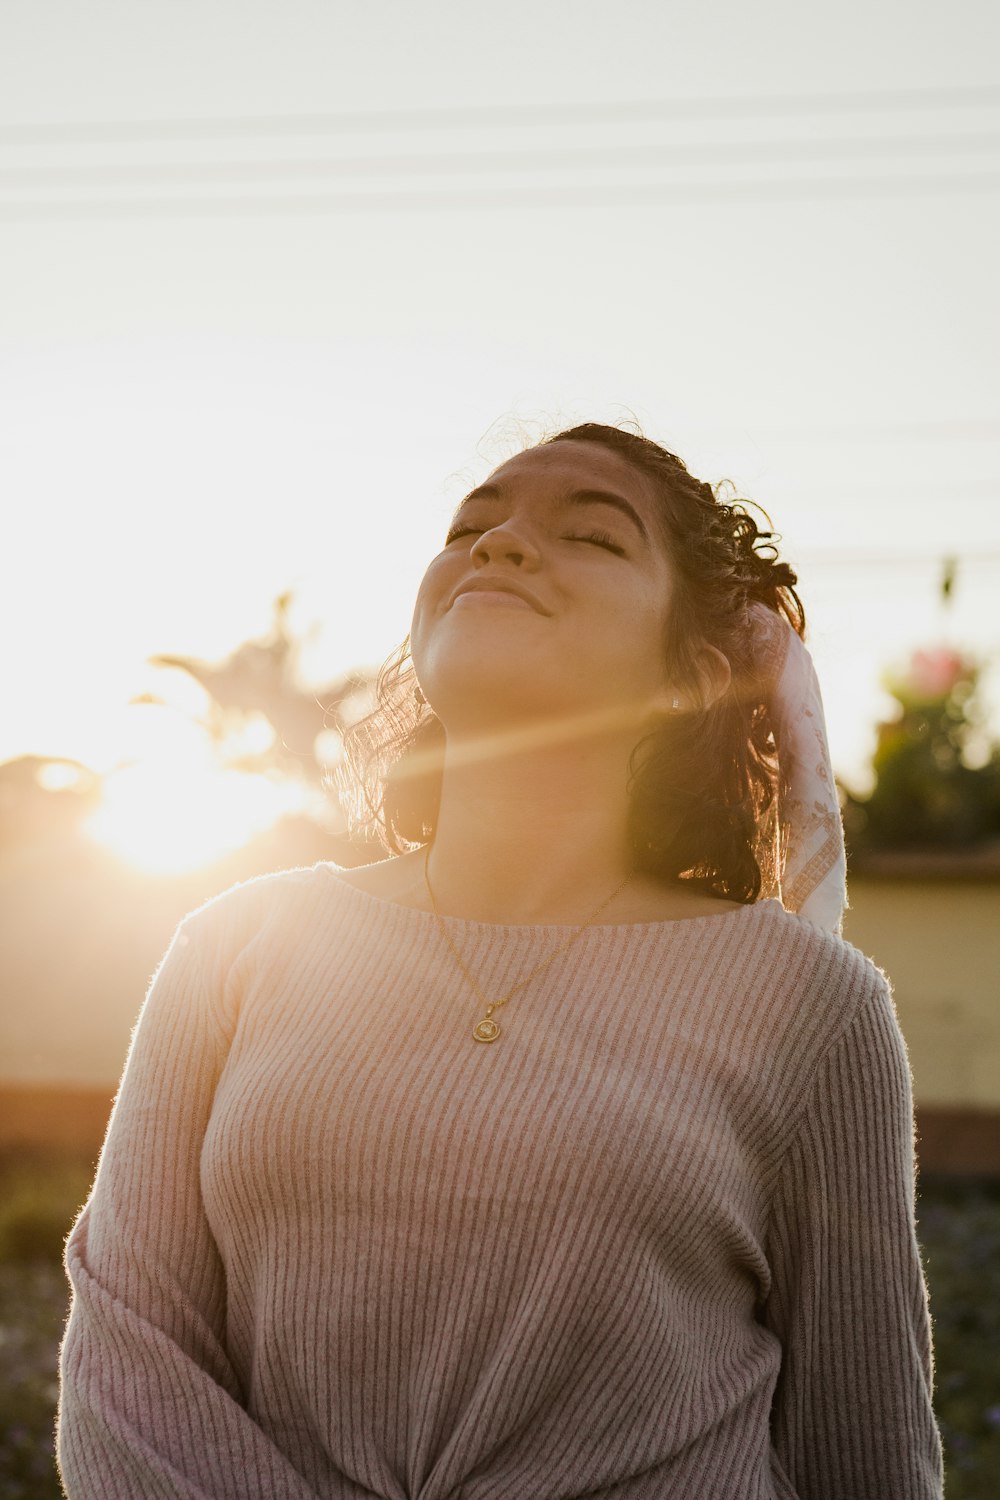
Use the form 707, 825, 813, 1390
57, 862, 944, 1499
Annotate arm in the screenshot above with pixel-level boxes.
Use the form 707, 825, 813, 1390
56, 911, 321, 1500
760, 969, 945, 1499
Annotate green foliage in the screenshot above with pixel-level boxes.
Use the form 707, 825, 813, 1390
0, 1199, 76, 1267
918, 1174, 1000, 1496
0, 1151, 93, 1498
843, 646, 1000, 852
0, 1262, 67, 1499
0, 1152, 93, 1266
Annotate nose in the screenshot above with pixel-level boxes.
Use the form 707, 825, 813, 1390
471, 517, 542, 569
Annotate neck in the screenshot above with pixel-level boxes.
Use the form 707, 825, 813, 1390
421, 710, 644, 924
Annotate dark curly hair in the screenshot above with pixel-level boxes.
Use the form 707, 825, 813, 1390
336, 421, 806, 905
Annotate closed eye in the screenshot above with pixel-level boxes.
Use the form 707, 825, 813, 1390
566, 530, 627, 556
445, 525, 625, 556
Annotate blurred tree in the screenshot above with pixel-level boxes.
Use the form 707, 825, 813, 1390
144, 592, 374, 795
138, 592, 382, 864
0, 599, 379, 863
840, 644, 1000, 853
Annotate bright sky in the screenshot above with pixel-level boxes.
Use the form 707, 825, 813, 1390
2, 0, 999, 822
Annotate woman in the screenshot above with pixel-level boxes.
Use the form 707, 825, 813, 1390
57, 423, 945, 1498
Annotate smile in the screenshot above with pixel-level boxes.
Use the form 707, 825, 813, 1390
452, 590, 537, 611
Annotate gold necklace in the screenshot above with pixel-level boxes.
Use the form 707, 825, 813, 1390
422, 845, 632, 1043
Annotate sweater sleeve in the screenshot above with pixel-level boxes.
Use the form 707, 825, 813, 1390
56, 911, 321, 1500
760, 966, 945, 1499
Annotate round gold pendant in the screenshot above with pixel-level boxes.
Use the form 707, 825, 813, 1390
473, 1017, 501, 1043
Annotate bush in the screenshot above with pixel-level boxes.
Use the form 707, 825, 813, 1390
842, 645, 1000, 852
0, 1150, 93, 1265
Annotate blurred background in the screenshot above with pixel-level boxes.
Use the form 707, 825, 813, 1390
1, 2, 999, 1495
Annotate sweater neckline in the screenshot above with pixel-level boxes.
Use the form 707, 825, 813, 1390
318, 862, 782, 938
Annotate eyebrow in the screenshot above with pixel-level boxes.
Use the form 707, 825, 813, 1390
455, 483, 651, 546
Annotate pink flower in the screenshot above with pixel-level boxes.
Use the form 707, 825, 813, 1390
907, 647, 967, 700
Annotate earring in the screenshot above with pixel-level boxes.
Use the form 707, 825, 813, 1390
671, 697, 680, 711
414, 685, 426, 706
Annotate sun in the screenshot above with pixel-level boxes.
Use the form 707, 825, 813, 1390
84, 757, 303, 875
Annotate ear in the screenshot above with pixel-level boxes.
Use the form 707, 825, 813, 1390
653, 645, 731, 717
693, 644, 732, 712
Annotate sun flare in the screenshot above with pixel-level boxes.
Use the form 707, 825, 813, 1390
84, 759, 301, 875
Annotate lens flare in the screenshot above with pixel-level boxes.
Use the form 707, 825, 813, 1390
84, 758, 302, 874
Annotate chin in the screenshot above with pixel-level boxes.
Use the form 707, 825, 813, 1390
414, 645, 641, 732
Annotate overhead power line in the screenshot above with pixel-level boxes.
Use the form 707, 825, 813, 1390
2, 172, 998, 222
3, 132, 999, 188
756, 420, 1000, 442
2, 84, 1000, 146
791, 549, 1000, 568
802, 476, 1000, 487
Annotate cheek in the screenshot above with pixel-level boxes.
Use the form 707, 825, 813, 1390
408, 593, 430, 662
609, 580, 669, 636
409, 559, 452, 656
617, 590, 672, 681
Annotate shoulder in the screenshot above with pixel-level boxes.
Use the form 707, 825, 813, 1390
771, 929, 915, 1172
765, 900, 892, 1010
174, 860, 340, 964
744, 899, 898, 1090
132, 864, 348, 1044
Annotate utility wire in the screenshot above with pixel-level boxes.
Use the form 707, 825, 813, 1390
748, 421, 1000, 442
790, 550, 1000, 567
3, 84, 1000, 145
4, 132, 1000, 187
2, 171, 998, 221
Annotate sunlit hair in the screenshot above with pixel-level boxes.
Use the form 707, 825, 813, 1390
336, 421, 805, 904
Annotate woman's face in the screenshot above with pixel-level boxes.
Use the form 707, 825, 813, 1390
409, 439, 686, 735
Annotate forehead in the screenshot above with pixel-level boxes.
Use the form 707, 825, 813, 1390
487, 439, 658, 507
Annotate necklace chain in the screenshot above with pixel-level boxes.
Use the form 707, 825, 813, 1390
422, 845, 631, 1043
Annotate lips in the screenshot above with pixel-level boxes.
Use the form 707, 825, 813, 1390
450, 576, 549, 614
